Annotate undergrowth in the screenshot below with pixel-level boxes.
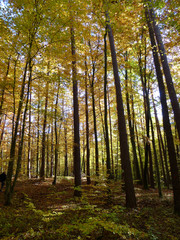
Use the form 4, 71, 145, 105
0, 179, 180, 240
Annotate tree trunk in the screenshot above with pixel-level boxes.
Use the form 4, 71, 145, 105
104, 28, 111, 178
50, 125, 54, 177
71, 26, 81, 197
152, 90, 169, 188
91, 66, 99, 177
125, 52, 141, 181
40, 66, 49, 180
62, 98, 68, 177
150, 112, 162, 197
139, 46, 150, 189
53, 85, 60, 185
36, 87, 40, 178
46, 126, 50, 178
12, 60, 32, 193
27, 90, 31, 179
85, 60, 91, 185
106, 12, 136, 208
107, 88, 114, 177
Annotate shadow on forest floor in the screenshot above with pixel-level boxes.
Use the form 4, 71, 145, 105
0, 177, 179, 239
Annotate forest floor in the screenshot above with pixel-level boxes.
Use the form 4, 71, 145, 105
0, 177, 180, 240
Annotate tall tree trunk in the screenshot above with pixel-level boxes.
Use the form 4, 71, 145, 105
85, 60, 91, 185
27, 90, 31, 179
152, 90, 169, 188
135, 124, 144, 180
150, 112, 162, 197
71, 25, 81, 197
125, 53, 141, 182
107, 88, 114, 177
12, 60, 32, 193
146, 2, 180, 139
46, 126, 50, 177
88, 40, 99, 177
106, 12, 136, 208
146, 9, 180, 214
36, 87, 40, 178
104, 28, 111, 178
139, 46, 150, 189
12, 54, 19, 139
50, 125, 54, 177
40, 63, 49, 180
64, 120, 68, 176
91, 66, 99, 177
62, 97, 68, 177
148, 140, 155, 188
53, 83, 60, 185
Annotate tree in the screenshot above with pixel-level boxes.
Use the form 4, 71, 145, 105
71, 23, 81, 197
106, 10, 137, 208
104, 27, 111, 178
85, 59, 91, 184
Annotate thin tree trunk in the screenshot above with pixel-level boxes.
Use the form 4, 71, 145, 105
152, 90, 168, 187
148, 141, 155, 188
135, 124, 144, 181
12, 54, 19, 139
27, 90, 31, 179
40, 63, 49, 180
150, 113, 162, 197
91, 67, 99, 177
107, 88, 114, 177
46, 126, 50, 178
36, 87, 40, 178
139, 46, 150, 189
104, 28, 111, 178
63, 98, 68, 177
53, 87, 60, 185
85, 60, 91, 185
50, 125, 54, 177
125, 52, 141, 181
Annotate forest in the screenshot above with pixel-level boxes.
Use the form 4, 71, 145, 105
0, 0, 180, 239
